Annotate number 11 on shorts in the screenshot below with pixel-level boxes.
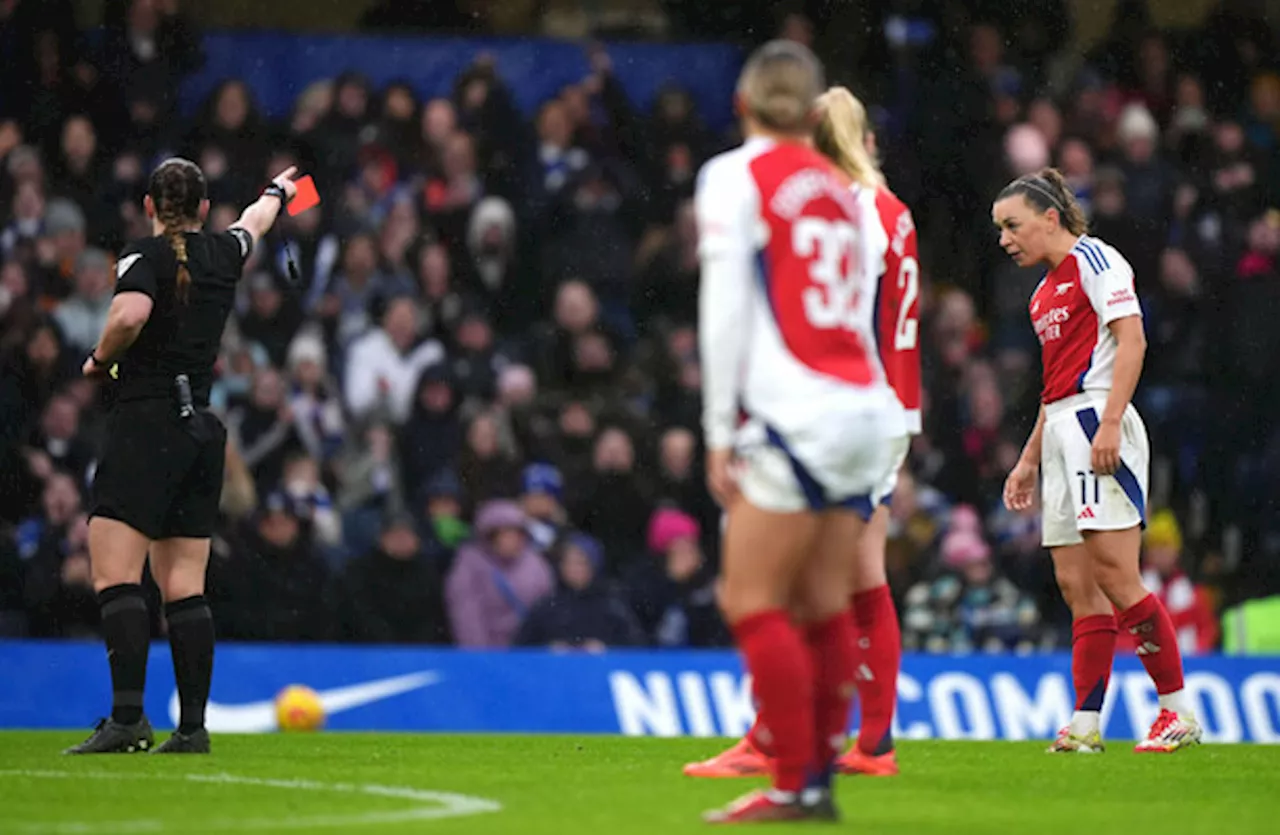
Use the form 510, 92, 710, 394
1075, 470, 1100, 506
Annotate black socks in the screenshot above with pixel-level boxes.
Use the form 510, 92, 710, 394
98, 584, 150, 726
165, 595, 214, 734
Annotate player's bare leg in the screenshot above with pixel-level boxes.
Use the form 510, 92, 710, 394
1089, 527, 1202, 752
149, 537, 215, 754
1047, 543, 1113, 753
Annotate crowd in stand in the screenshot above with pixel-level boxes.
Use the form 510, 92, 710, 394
2, 0, 1266, 653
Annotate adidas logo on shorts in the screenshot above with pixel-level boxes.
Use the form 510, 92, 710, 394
1076, 506, 1096, 520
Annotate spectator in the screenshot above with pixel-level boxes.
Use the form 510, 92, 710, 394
416, 468, 471, 566
238, 272, 304, 369
902, 524, 1041, 653
399, 362, 462, 497
633, 198, 699, 332
23, 509, 96, 638
285, 328, 346, 466
414, 241, 465, 342
533, 99, 589, 199
219, 437, 258, 525
185, 79, 268, 206
516, 532, 645, 649
50, 115, 112, 244
457, 408, 522, 511
464, 196, 530, 333
625, 508, 726, 648
317, 232, 390, 348
447, 303, 504, 404
344, 296, 445, 424
100, 0, 205, 125
208, 492, 333, 642
445, 499, 553, 648
531, 279, 607, 393
335, 421, 406, 555
340, 512, 449, 644
34, 197, 87, 307
0, 321, 74, 469
51, 247, 112, 353
653, 426, 715, 540
416, 97, 457, 178
570, 425, 653, 574
228, 367, 301, 495
2, 177, 46, 261
280, 451, 343, 554
520, 463, 567, 551
27, 393, 92, 485
1116, 103, 1172, 225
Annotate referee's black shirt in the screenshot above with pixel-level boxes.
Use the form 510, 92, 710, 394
111, 227, 252, 408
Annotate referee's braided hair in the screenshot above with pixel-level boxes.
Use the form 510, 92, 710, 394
148, 158, 207, 304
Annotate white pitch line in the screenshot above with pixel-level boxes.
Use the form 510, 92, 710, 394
0, 769, 502, 835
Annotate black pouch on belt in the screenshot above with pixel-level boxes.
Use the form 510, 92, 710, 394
173, 374, 213, 442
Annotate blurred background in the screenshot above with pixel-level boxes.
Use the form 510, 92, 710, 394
2, 0, 1279, 656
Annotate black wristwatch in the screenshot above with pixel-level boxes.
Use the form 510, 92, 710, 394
87, 349, 109, 369
263, 184, 290, 204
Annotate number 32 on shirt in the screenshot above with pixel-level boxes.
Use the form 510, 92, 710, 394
793, 217, 920, 352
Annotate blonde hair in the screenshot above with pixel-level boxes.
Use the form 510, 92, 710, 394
737, 40, 824, 134
815, 86, 884, 189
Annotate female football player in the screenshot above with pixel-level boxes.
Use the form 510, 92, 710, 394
684, 86, 918, 782
696, 42, 906, 823
994, 169, 1201, 753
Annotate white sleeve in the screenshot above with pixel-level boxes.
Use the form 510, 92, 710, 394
696, 154, 758, 451
1080, 245, 1141, 325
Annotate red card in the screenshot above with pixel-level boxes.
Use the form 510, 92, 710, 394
287, 175, 320, 216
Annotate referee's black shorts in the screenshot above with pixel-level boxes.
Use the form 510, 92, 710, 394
91, 400, 227, 541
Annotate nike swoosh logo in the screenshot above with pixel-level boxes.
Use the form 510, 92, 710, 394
170, 671, 443, 733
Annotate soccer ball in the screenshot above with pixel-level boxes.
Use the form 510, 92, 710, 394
275, 685, 325, 732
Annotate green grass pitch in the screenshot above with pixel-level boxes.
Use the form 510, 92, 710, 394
0, 732, 1276, 834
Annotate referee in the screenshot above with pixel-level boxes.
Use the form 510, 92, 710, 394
66, 158, 299, 755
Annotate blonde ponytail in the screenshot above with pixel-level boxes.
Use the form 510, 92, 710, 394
815, 87, 884, 189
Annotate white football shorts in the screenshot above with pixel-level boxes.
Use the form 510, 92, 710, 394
734, 415, 908, 520
1041, 391, 1149, 548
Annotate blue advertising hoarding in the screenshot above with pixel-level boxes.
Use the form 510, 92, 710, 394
1, 642, 1277, 743
179, 33, 743, 131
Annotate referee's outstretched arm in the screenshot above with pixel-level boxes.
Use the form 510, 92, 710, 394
230, 165, 301, 250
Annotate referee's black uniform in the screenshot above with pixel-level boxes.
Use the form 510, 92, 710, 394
91, 226, 253, 539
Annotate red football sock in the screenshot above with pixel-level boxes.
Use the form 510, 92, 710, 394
1071, 614, 1118, 711
851, 585, 900, 756
731, 610, 813, 793
745, 716, 775, 757
806, 611, 858, 769
1117, 594, 1185, 695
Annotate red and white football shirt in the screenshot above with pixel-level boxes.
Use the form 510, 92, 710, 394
695, 136, 905, 491
873, 186, 922, 435
1029, 235, 1142, 405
